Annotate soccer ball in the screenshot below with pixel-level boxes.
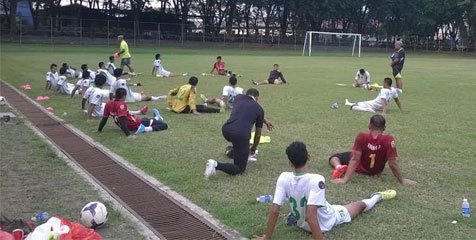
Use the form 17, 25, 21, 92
80, 202, 108, 229
0, 96, 6, 106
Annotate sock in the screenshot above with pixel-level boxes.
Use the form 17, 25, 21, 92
145, 126, 153, 132
362, 194, 382, 212
129, 110, 140, 115
335, 164, 342, 170
151, 95, 166, 101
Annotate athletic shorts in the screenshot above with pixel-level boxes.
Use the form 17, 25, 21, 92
126, 92, 142, 102
158, 69, 171, 78
332, 205, 352, 225
121, 58, 131, 65
268, 78, 282, 84
329, 152, 351, 165
392, 67, 403, 78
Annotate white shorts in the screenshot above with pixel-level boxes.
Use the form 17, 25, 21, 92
354, 100, 380, 112
126, 92, 142, 102
331, 205, 352, 226
159, 69, 171, 78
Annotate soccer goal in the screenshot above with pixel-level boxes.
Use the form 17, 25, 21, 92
302, 31, 362, 57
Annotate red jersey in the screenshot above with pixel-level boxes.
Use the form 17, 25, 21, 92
103, 100, 142, 131
213, 61, 225, 74
352, 132, 397, 175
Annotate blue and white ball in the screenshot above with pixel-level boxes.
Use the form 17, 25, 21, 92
80, 201, 108, 229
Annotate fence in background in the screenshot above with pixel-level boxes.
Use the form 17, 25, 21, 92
2, 17, 474, 53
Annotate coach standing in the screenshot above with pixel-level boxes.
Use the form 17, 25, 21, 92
390, 40, 405, 94
204, 88, 274, 179
116, 35, 135, 75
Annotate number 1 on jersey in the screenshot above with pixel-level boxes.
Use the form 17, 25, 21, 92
369, 153, 376, 168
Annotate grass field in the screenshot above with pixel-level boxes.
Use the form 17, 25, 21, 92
1, 43, 475, 239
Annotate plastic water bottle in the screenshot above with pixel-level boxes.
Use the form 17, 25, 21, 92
257, 195, 273, 203
462, 198, 470, 217
31, 212, 49, 222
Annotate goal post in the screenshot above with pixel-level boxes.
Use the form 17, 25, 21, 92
302, 31, 362, 57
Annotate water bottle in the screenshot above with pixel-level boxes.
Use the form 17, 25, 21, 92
256, 195, 273, 203
31, 212, 49, 222
462, 198, 470, 217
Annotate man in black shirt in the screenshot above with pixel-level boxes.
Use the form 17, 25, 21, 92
252, 64, 287, 85
390, 41, 405, 93
204, 88, 274, 178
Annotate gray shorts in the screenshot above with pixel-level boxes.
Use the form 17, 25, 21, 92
121, 58, 131, 65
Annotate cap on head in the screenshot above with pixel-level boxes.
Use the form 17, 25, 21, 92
370, 114, 386, 130
94, 74, 107, 87
189, 76, 199, 86
286, 141, 308, 168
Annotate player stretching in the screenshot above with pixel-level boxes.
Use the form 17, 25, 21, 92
82, 75, 109, 120
97, 62, 117, 86
46, 64, 59, 90
200, 75, 243, 112
167, 77, 221, 115
71, 71, 92, 98
55, 67, 77, 95
345, 78, 401, 115
116, 35, 135, 75
254, 141, 396, 240
390, 40, 405, 93
354, 68, 370, 88
152, 54, 187, 78
98, 88, 168, 138
110, 68, 166, 102
330, 115, 416, 186
252, 64, 287, 85
210, 56, 232, 75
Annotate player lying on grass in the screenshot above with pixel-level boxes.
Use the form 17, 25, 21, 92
210, 56, 233, 76
204, 88, 275, 178
109, 68, 166, 102
152, 53, 188, 78
97, 62, 117, 86
199, 75, 243, 112
98, 88, 168, 138
345, 78, 401, 116
252, 64, 287, 85
254, 141, 396, 240
46, 64, 59, 90
71, 71, 92, 98
167, 76, 221, 115
354, 68, 370, 88
390, 40, 405, 93
330, 115, 417, 186
61, 63, 79, 78
55, 67, 77, 95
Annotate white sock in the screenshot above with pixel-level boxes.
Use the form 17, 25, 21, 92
145, 126, 153, 132
362, 194, 382, 212
129, 110, 140, 115
151, 95, 166, 101
345, 99, 354, 106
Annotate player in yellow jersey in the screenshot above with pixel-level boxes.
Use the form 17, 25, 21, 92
167, 77, 222, 116
116, 35, 135, 75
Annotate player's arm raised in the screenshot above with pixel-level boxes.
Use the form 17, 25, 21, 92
388, 158, 417, 185
307, 205, 325, 240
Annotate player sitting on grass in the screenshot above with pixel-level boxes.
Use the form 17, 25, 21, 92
78, 64, 96, 80
81, 75, 109, 120
98, 88, 168, 138
109, 68, 166, 102
152, 53, 188, 78
345, 78, 401, 116
252, 64, 287, 85
330, 115, 417, 186
354, 68, 370, 88
46, 64, 59, 90
210, 56, 232, 75
106, 56, 117, 75
167, 76, 221, 116
254, 141, 397, 240
55, 67, 77, 95
97, 62, 117, 86
200, 75, 243, 112
61, 63, 79, 78
71, 71, 92, 98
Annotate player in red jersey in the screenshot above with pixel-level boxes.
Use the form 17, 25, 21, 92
329, 115, 416, 185
210, 56, 232, 75
97, 88, 168, 138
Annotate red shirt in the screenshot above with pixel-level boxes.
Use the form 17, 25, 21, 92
213, 62, 225, 73
352, 132, 398, 175
103, 100, 142, 131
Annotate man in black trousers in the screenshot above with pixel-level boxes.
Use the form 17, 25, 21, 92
204, 88, 274, 179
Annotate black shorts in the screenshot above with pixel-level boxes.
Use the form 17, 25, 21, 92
121, 58, 131, 65
267, 78, 275, 84
392, 67, 403, 78
329, 152, 351, 165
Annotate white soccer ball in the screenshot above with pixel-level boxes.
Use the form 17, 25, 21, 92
80, 201, 108, 229
0, 96, 6, 106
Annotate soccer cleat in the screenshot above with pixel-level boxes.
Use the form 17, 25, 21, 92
373, 190, 397, 200
204, 159, 217, 179
251, 80, 258, 85
130, 72, 137, 76
248, 150, 259, 162
140, 106, 148, 115
182, 72, 189, 76
332, 165, 348, 179
152, 108, 163, 122
135, 124, 146, 134
200, 94, 208, 103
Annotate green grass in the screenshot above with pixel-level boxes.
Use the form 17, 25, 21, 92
1, 43, 476, 239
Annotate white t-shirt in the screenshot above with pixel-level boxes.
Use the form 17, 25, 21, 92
97, 69, 116, 86
153, 59, 163, 73
46, 72, 59, 86
76, 79, 91, 88
83, 87, 108, 117
57, 76, 75, 95
109, 78, 134, 99
106, 62, 116, 75
355, 71, 370, 85
222, 86, 243, 107
273, 172, 344, 232
369, 87, 398, 110
78, 69, 96, 80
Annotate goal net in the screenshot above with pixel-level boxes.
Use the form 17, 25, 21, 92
302, 31, 361, 57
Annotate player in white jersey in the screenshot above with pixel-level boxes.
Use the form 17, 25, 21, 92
106, 56, 117, 75
151, 53, 188, 78
46, 64, 59, 90
77, 64, 96, 80
354, 68, 370, 88
97, 61, 117, 86
109, 68, 166, 102
71, 71, 93, 98
61, 63, 79, 78
199, 75, 243, 112
55, 67, 77, 95
255, 142, 396, 240
345, 78, 402, 116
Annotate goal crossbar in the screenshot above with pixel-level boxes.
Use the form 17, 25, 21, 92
302, 31, 362, 57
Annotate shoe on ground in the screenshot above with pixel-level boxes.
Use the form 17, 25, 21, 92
251, 80, 258, 85
152, 108, 163, 122
204, 159, 217, 179
332, 165, 348, 179
140, 106, 148, 115
374, 190, 397, 200
135, 124, 146, 134
200, 94, 207, 103
182, 72, 188, 76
